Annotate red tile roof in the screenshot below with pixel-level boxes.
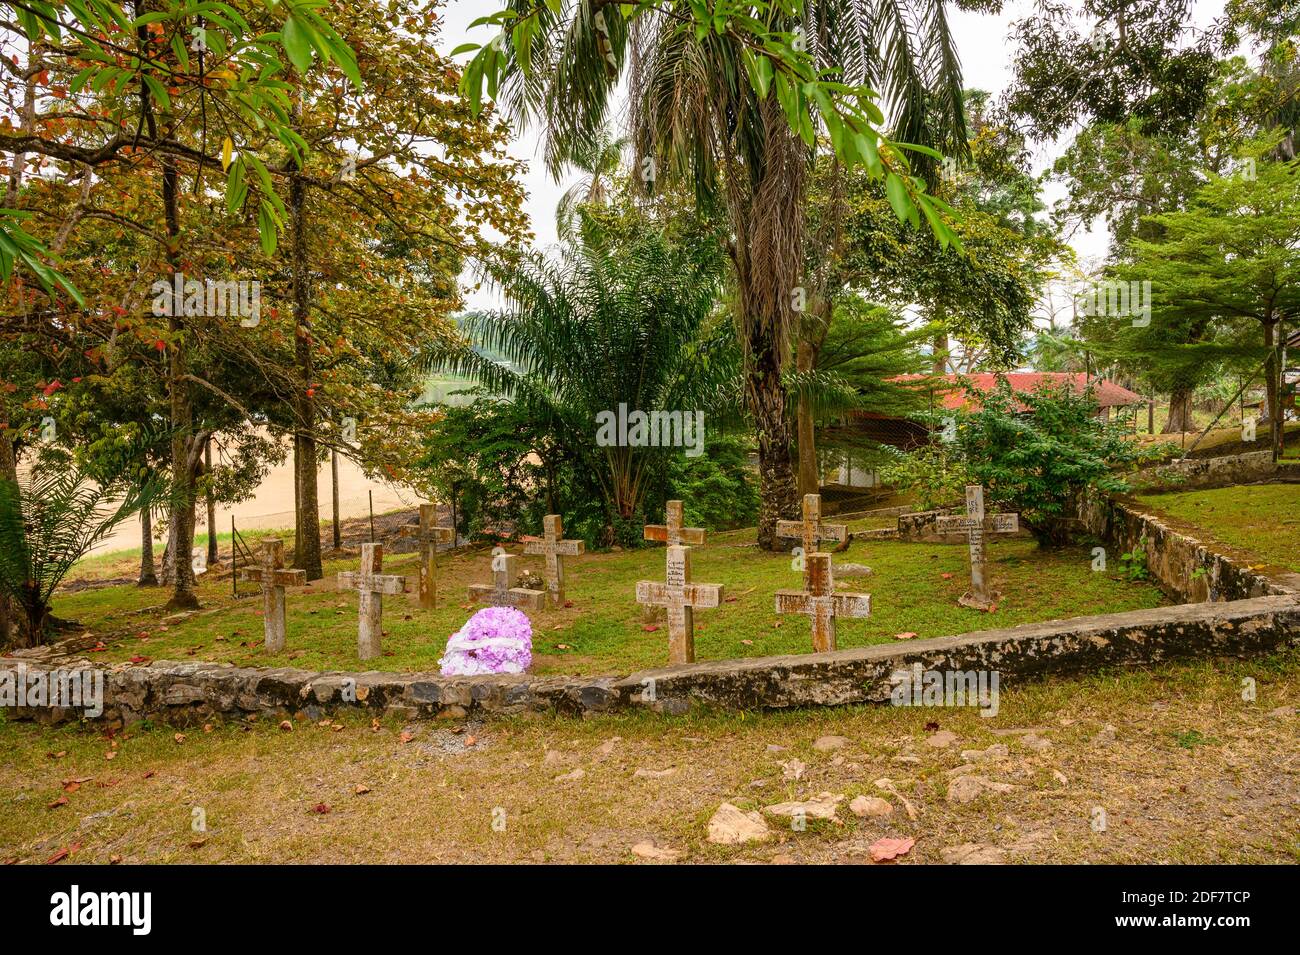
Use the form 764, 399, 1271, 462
890, 373, 1145, 412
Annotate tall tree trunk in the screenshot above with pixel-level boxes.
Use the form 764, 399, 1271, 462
1162, 385, 1194, 434
157, 125, 199, 610
204, 438, 217, 565
138, 506, 158, 586
796, 323, 820, 497
1263, 315, 1282, 461
932, 327, 949, 375
727, 99, 803, 549
290, 168, 323, 580
749, 321, 798, 549
331, 444, 341, 551
0, 433, 17, 646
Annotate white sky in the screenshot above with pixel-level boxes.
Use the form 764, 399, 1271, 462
437, 0, 1228, 315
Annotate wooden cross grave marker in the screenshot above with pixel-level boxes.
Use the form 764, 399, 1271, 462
337, 543, 406, 661
240, 538, 306, 653
635, 545, 724, 665
776, 494, 848, 574
774, 553, 871, 653
468, 551, 545, 613
398, 503, 454, 609
523, 514, 584, 607
644, 500, 705, 546
933, 484, 1019, 611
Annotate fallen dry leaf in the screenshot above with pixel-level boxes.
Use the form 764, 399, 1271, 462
869, 836, 915, 862
894, 632, 918, 640
44, 843, 80, 865
354, 784, 371, 796
311, 803, 331, 815
279, 720, 293, 732
641, 625, 659, 632
47, 795, 68, 809
399, 731, 415, 744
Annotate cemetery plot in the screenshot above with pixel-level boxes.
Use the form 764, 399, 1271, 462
59, 520, 1168, 678
1135, 484, 1300, 573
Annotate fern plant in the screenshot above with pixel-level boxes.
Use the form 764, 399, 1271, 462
0, 456, 164, 646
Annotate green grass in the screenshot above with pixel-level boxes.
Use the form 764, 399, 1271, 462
51, 525, 1167, 676
1136, 484, 1300, 573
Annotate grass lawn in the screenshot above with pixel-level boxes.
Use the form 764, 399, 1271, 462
1136, 484, 1300, 573
50, 525, 1167, 677
2, 650, 1296, 864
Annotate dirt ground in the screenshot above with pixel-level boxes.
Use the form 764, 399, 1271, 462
3, 651, 1297, 865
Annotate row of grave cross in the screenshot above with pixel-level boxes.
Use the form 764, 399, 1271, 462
239, 487, 1015, 667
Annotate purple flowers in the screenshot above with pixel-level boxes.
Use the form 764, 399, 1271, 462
438, 606, 533, 676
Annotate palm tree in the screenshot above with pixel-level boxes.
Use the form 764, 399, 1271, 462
0, 457, 164, 647
486, 1, 968, 547
425, 204, 737, 538
555, 128, 628, 237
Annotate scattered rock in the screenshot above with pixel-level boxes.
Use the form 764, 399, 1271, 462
926, 730, 958, 749
1093, 723, 1117, 745
553, 768, 585, 782
764, 791, 844, 821
706, 803, 772, 845
849, 795, 893, 818
631, 841, 682, 862
633, 767, 677, 779
836, 563, 873, 577
892, 755, 921, 764
941, 843, 1006, 865
766, 744, 787, 753
1268, 706, 1294, 718
960, 743, 1009, 762
946, 774, 1016, 804
781, 758, 807, 781
1020, 733, 1053, 752
595, 737, 621, 755
813, 735, 849, 752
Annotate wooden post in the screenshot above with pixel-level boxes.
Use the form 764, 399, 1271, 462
240, 538, 306, 652
644, 500, 705, 546
467, 551, 545, 612
774, 553, 870, 653
523, 514, 584, 607
337, 543, 406, 660
399, 503, 454, 609
635, 545, 723, 665
934, 485, 1019, 610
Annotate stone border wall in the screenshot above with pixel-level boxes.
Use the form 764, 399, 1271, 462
1079, 492, 1300, 602
5, 595, 1296, 725
1129, 450, 1282, 493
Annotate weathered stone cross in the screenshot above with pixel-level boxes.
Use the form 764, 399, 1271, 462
644, 500, 705, 546
398, 503, 454, 610
523, 514, 584, 607
776, 493, 848, 570
240, 538, 305, 653
468, 551, 545, 613
635, 545, 723, 665
934, 484, 1019, 611
775, 553, 871, 653
337, 543, 406, 661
